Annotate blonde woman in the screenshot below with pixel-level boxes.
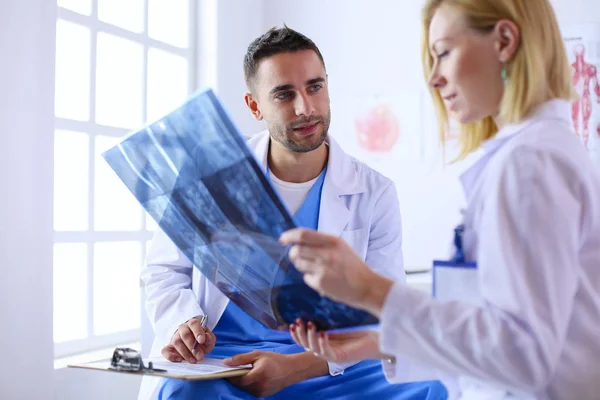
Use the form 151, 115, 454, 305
280, 0, 600, 398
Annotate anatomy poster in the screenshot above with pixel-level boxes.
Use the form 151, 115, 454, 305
329, 91, 425, 177
563, 24, 600, 170
354, 101, 401, 154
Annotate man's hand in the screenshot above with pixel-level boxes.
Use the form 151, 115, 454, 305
223, 350, 328, 397
161, 317, 216, 364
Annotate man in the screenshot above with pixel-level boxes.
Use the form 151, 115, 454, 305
138, 26, 447, 399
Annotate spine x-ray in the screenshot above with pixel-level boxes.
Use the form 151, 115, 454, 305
102, 89, 377, 332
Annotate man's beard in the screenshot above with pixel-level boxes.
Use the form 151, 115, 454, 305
269, 111, 331, 153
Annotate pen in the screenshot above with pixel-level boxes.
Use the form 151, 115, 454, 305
193, 315, 208, 351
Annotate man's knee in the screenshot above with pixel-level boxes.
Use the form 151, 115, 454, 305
158, 378, 233, 400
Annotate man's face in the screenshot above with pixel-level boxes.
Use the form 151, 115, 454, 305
249, 50, 331, 153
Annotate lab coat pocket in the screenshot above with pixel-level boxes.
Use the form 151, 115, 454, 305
340, 228, 368, 260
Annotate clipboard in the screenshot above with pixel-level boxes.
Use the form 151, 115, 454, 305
68, 347, 251, 381
432, 224, 481, 305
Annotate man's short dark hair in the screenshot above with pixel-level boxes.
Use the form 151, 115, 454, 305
243, 25, 325, 90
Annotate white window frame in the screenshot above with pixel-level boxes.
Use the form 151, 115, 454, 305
54, 0, 198, 359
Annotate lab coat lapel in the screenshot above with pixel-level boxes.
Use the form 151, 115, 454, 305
318, 136, 364, 237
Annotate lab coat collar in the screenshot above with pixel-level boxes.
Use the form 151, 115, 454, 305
459, 99, 572, 200
251, 130, 362, 236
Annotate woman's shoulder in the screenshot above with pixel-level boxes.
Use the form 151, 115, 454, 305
498, 120, 592, 177
485, 120, 600, 204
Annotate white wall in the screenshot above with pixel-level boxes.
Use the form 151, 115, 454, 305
55, 368, 142, 400
213, 0, 267, 136
263, 0, 424, 99
0, 1, 56, 399
552, 0, 600, 25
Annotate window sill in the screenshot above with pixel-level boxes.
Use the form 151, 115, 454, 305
54, 341, 141, 370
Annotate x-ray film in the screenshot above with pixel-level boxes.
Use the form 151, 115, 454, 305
102, 88, 378, 331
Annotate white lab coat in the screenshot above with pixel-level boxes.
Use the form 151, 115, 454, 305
378, 99, 600, 399
138, 131, 406, 399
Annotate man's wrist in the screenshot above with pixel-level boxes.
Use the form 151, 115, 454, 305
285, 352, 329, 385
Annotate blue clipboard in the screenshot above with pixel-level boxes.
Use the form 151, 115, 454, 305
432, 224, 478, 298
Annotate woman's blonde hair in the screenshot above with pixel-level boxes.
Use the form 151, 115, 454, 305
421, 0, 576, 159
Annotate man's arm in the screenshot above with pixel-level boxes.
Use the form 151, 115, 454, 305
289, 352, 331, 382
141, 228, 205, 350
365, 181, 405, 282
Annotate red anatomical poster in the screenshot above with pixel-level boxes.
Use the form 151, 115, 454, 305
563, 24, 600, 170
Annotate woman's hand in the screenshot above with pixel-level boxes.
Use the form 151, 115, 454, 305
280, 228, 394, 316
289, 318, 388, 364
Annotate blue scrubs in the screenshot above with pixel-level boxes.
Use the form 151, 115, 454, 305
158, 168, 447, 399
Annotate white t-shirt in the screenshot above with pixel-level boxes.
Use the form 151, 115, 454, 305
269, 172, 319, 215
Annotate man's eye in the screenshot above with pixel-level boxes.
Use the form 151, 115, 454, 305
309, 84, 323, 92
275, 92, 293, 100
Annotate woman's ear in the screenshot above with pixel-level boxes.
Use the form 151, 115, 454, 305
494, 19, 520, 63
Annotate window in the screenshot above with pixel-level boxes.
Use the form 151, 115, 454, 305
53, 0, 195, 358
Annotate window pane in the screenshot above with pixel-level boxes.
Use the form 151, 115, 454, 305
54, 130, 90, 231
93, 242, 141, 335
146, 48, 188, 123
96, 33, 144, 129
98, 0, 144, 33
145, 212, 158, 231
148, 0, 189, 48
94, 135, 143, 231
54, 243, 88, 343
145, 240, 153, 269
58, 0, 92, 15
55, 20, 90, 121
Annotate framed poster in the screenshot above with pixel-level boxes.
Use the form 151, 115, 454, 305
563, 23, 600, 170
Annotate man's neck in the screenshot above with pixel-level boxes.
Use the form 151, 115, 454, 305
268, 139, 328, 183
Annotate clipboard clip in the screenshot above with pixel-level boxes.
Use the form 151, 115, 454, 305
109, 347, 166, 373
453, 224, 466, 264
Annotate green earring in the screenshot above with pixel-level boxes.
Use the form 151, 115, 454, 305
501, 65, 508, 83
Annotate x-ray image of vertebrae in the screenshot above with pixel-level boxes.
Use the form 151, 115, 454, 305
102, 89, 378, 331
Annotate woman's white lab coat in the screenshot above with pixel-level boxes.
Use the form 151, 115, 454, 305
379, 99, 600, 400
